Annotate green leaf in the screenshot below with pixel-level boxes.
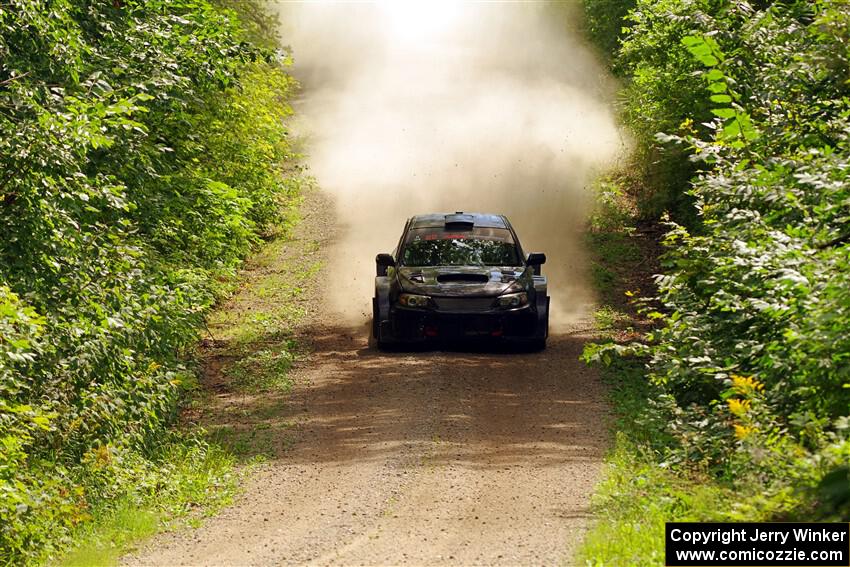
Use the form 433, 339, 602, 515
711, 108, 736, 119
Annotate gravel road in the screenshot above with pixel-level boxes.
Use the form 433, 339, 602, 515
121, 2, 620, 562
128, 333, 607, 566
124, 190, 610, 566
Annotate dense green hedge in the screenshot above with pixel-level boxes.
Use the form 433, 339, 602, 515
0, 1, 297, 562
584, 0, 850, 520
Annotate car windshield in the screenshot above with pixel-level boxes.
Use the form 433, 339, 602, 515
400, 227, 520, 267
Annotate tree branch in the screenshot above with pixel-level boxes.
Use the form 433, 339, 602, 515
0, 72, 31, 88
818, 233, 850, 249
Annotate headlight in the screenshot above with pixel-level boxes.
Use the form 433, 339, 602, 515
398, 293, 431, 308
497, 292, 528, 308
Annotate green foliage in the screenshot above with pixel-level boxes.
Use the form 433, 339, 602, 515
213, 0, 283, 51
608, 0, 722, 220
582, 0, 638, 64
58, 438, 237, 567
643, 0, 850, 482
587, 177, 637, 233
677, 34, 759, 149
580, 434, 735, 566
225, 344, 298, 392
582, 0, 850, 544
0, 0, 298, 562
593, 306, 631, 334
585, 175, 647, 308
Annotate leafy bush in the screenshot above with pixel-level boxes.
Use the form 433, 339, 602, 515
0, 0, 298, 562
583, 0, 637, 60
583, 0, 850, 528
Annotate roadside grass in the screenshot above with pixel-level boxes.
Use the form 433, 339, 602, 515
578, 174, 735, 565
207, 418, 296, 459
581, 435, 739, 566
56, 440, 240, 567
186, 182, 329, 464
224, 343, 298, 392
576, 351, 744, 565
592, 305, 630, 335
203, 187, 322, 396
53, 182, 320, 566
61, 502, 159, 567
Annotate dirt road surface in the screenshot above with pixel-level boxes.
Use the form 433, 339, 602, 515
124, 188, 610, 566
126, 4, 618, 562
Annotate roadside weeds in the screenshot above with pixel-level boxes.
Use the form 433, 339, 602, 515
54, 183, 328, 566
576, 175, 766, 565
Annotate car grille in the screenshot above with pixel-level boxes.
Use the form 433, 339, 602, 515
432, 297, 494, 312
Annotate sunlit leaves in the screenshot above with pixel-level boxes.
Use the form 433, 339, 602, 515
682, 34, 759, 149
681, 34, 722, 67
594, 0, 850, 511
0, 0, 296, 561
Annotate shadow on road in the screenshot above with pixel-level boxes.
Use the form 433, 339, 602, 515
194, 319, 608, 472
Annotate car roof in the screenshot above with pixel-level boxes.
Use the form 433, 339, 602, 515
408, 212, 509, 229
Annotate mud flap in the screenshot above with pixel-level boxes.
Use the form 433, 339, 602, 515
373, 276, 394, 343
532, 275, 549, 340
536, 295, 550, 340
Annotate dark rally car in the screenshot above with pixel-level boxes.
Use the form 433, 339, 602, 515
372, 212, 549, 350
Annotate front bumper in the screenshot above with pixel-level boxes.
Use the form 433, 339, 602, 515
384, 304, 538, 342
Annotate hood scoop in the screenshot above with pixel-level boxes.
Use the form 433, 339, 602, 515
436, 273, 489, 284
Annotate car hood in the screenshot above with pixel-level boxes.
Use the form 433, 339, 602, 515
397, 266, 527, 297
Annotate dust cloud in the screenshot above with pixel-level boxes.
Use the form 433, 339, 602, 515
275, 1, 626, 330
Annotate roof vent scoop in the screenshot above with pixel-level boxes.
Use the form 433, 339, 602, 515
444, 213, 475, 230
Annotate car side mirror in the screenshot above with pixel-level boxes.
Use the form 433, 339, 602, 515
527, 252, 546, 276
376, 253, 395, 277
